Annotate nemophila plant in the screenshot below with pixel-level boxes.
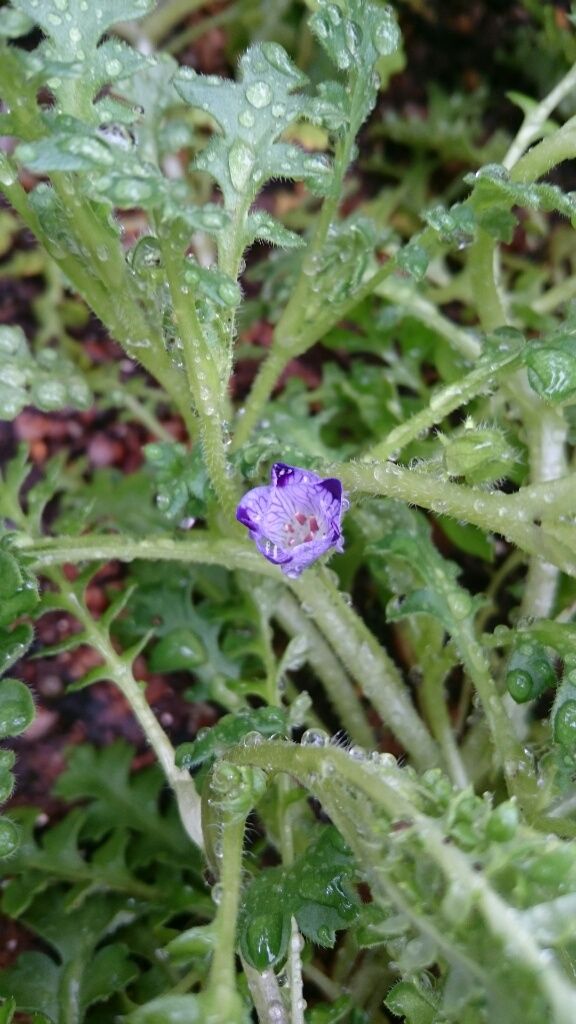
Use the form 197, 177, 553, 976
2, 0, 576, 1021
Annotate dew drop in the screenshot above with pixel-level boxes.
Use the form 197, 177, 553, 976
105, 59, 122, 77
228, 139, 255, 192
242, 731, 263, 747
239, 109, 255, 128
301, 728, 329, 747
245, 81, 273, 109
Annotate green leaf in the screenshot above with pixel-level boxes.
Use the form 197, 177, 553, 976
112, 561, 264, 695
384, 980, 438, 1024
174, 43, 333, 209
24, 38, 151, 98
176, 707, 289, 770
466, 163, 576, 242
525, 336, 576, 404
435, 517, 494, 562
183, 260, 241, 308
0, 679, 35, 738
519, 894, 576, 946
506, 641, 556, 704
370, 523, 482, 633
396, 241, 430, 280
144, 442, 211, 522
240, 827, 360, 969
12, 0, 155, 57
0, 952, 59, 1021
0, 997, 16, 1024
55, 467, 165, 536
80, 942, 138, 1011
0, 8, 34, 37
16, 119, 118, 174
441, 426, 519, 484
0, 817, 20, 858
0, 325, 92, 419
309, 0, 402, 141
244, 210, 304, 249
0, 547, 38, 626
148, 628, 207, 673
423, 203, 476, 246
126, 995, 204, 1024
53, 742, 192, 858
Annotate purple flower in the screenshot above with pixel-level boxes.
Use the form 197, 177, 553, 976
236, 463, 348, 578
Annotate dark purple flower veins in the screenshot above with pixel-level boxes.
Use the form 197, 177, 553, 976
236, 463, 348, 578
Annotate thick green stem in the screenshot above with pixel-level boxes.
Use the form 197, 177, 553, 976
533, 274, 576, 314
522, 407, 568, 619
19, 444, 576, 573
274, 592, 375, 747
207, 815, 246, 1016
242, 961, 288, 1024
160, 232, 238, 511
451, 619, 536, 806
288, 569, 439, 769
468, 228, 507, 331
329, 461, 576, 575
511, 118, 576, 184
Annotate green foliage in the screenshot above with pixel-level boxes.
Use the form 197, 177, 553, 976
176, 707, 289, 770
525, 334, 576, 404
11, 0, 154, 57
174, 42, 333, 212
3, 2, 576, 1022
0, 678, 35, 739
506, 638, 556, 704
112, 561, 271, 700
440, 424, 519, 484
0, 742, 208, 1020
239, 826, 360, 970
144, 442, 212, 523
0, 325, 92, 419
466, 164, 576, 239
370, 518, 483, 636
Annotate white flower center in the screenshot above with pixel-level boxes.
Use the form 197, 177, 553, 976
283, 511, 323, 547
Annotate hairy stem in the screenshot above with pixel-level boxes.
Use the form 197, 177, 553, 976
366, 346, 521, 463
207, 815, 246, 1013
160, 230, 239, 511
503, 62, 576, 169
274, 592, 375, 747
289, 568, 439, 769
59, 584, 203, 848
522, 407, 568, 619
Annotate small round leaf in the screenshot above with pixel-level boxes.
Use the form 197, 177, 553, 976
0, 679, 35, 738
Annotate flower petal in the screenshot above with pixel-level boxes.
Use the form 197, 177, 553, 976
271, 463, 321, 488
255, 535, 293, 565
236, 485, 271, 531
280, 534, 335, 577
